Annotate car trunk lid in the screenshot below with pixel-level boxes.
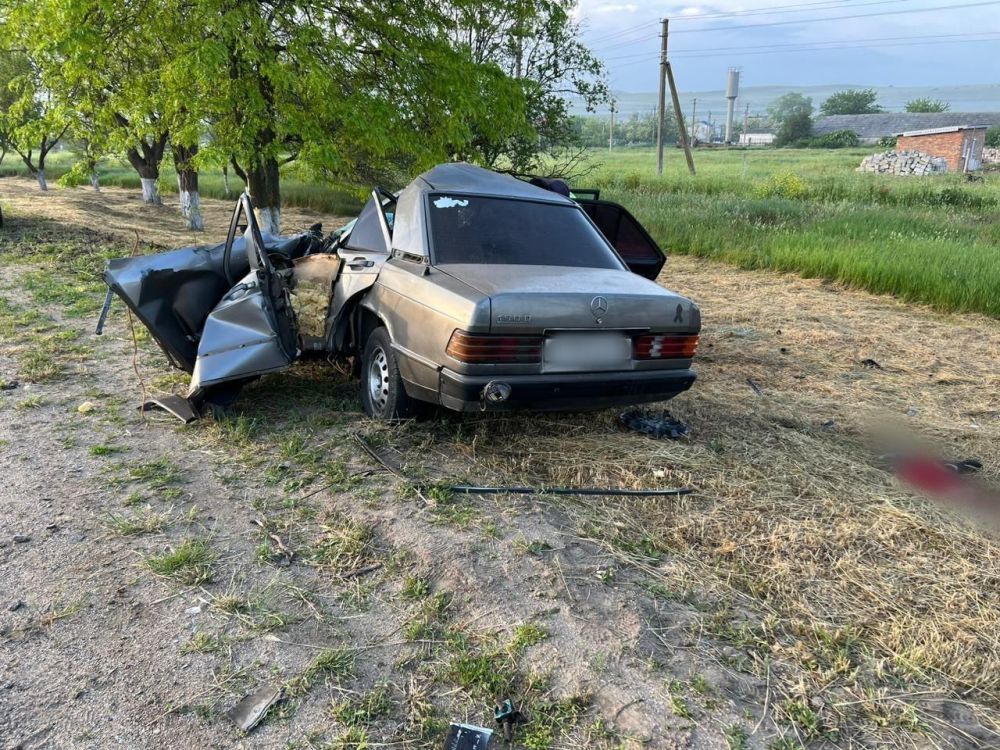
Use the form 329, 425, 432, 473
437, 264, 698, 333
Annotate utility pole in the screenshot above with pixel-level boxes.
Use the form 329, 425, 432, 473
609, 100, 615, 152
742, 102, 750, 146
690, 98, 697, 144
656, 19, 668, 175
656, 18, 695, 176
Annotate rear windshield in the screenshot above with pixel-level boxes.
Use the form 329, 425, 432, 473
427, 194, 624, 269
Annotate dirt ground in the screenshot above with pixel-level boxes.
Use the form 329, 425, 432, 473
0, 177, 998, 750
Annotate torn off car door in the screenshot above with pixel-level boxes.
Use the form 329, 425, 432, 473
187, 193, 299, 403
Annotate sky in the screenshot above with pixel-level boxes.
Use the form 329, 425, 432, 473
575, 0, 1000, 93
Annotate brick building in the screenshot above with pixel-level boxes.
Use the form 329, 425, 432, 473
895, 125, 988, 172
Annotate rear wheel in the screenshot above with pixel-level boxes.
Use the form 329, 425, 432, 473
360, 327, 418, 420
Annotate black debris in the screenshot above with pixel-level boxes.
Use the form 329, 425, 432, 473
860, 358, 883, 369
0, 380, 18, 391
494, 698, 524, 742
746, 378, 764, 396
7, 600, 23, 612
619, 408, 690, 439
944, 458, 983, 474
12, 534, 30, 544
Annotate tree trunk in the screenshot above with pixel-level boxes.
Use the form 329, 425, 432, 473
90, 172, 100, 192
140, 178, 160, 203
173, 143, 202, 230
222, 164, 232, 198
124, 131, 168, 205
247, 156, 281, 235
36, 170, 48, 191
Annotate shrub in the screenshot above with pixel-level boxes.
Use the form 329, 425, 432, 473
876, 135, 898, 149
986, 126, 1000, 148
808, 130, 860, 149
754, 172, 808, 200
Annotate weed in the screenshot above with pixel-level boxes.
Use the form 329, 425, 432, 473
401, 575, 431, 601
309, 515, 376, 573
725, 724, 749, 750
511, 623, 549, 651
180, 632, 227, 654
145, 539, 214, 584
330, 683, 392, 727
286, 648, 355, 697
105, 509, 170, 536
89, 444, 124, 456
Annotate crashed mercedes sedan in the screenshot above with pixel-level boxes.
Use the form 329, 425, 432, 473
103, 163, 700, 421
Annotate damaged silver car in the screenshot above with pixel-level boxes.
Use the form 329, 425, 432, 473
103, 163, 700, 421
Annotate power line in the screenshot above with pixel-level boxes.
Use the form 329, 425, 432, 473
608, 32, 1000, 67
586, 0, 920, 50
601, 29, 1000, 62
674, 0, 914, 22
670, 0, 1000, 33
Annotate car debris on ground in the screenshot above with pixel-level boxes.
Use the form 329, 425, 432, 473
102, 163, 700, 423
226, 683, 282, 732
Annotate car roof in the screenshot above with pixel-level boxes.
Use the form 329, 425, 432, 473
391, 163, 576, 260
413, 163, 574, 205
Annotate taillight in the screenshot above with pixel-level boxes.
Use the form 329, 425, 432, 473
446, 330, 543, 363
633, 333, 699, 360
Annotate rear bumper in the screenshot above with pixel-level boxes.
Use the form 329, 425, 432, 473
436, 367, 696, 412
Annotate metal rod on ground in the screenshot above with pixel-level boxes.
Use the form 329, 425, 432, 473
439, 486, 695, 498
656, 18, 669, 175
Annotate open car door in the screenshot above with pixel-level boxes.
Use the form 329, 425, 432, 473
187, 193, 299, 401
576, 195, 666, 281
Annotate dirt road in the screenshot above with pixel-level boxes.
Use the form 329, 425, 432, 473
1, 178, 998, 750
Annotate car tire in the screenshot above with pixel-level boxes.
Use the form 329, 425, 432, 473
361, 327, 419, 420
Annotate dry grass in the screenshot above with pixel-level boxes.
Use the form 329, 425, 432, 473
372, 257, 1000, 746
0, 176, 349, 248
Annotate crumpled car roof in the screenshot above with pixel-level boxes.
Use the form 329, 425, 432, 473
392, 162, 574, 260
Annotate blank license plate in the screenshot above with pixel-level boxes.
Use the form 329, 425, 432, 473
544, 333, 630, 371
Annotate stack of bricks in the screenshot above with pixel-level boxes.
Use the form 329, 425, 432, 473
983, 147, 1000, 164
857, 150, 949, 176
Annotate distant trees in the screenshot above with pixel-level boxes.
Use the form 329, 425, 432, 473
0, 49, 68, 191
767, 93, 813, 128
774, 111, 814, 147
820, 89, 883, 116
987, 127, 1000, 148
905, 98, 950, 113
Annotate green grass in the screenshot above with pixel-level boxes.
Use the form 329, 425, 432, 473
145, 538, 215, 584
582, 147, 1000, 317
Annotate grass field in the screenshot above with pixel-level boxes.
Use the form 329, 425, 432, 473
2, 145, 998, 317
585, 147, 1000, 318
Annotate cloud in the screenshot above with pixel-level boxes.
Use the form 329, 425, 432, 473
590, 2, 640, 12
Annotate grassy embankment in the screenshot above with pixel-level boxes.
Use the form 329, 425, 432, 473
585, 147, 1000, 318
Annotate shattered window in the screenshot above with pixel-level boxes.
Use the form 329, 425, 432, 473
427, 195, 623, 269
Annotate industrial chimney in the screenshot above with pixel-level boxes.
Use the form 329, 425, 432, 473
725, 68, 740, 144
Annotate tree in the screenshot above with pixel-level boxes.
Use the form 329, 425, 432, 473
767, 92, 812, 129
0, 48, 68, 191
820, 88, 882, 116
986, 127, 1000, 148
444, 0, 608, 177
774, 111, 813, 147
905, 97, 950, 113
4, 0, 188, 207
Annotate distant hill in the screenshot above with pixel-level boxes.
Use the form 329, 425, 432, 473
576, 83, 1000, 119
